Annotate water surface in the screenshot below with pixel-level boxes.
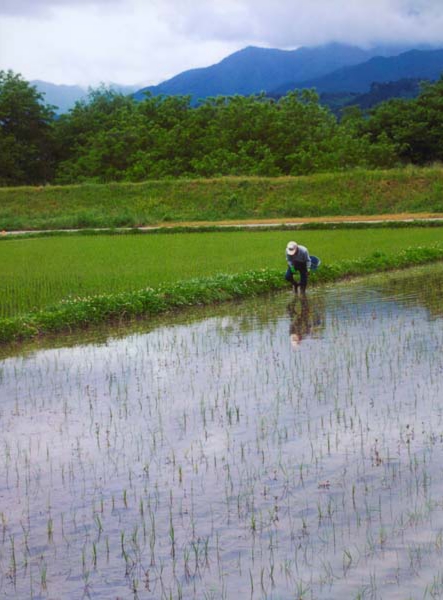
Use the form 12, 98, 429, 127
1, 265, 443, 599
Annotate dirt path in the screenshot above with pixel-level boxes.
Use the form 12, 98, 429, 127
2, 212, 443, 236
149, 213, 443, 227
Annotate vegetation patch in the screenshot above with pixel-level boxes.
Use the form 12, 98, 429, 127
1, 167, 443, 231
1, 245, 442, 344
4, 70, 443, 188
3, 228, 443, 317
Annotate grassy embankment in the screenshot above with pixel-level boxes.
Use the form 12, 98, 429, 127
1, 228, 443, 343
1, 166, 443, 231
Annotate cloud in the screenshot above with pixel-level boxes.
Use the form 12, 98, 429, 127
0, 1, 239, 85
0, 0, 124, 17
159, 0, 443, 48
2, 0, 443, 86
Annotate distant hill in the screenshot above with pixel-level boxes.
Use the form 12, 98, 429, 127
133, 43, 409, 102
348, 78, 422, 108
32, 81, 141, 114
32, 44, 442, 114
276, 48, 443, 95
31, 81, 87, 113
317, 79, 422, 115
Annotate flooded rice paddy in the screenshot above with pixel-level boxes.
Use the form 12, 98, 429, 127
1, 264, 443, 599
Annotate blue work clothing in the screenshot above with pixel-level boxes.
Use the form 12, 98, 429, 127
286, 245, 311, 270
285, 244, 311, 290
285, 264, 308, 288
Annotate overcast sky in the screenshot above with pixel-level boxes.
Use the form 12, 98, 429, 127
1, 0, 443, 87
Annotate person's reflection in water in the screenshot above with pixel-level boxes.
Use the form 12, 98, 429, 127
288, 295, 322, 349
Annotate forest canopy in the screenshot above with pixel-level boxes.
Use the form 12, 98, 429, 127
1, 69, 443, 186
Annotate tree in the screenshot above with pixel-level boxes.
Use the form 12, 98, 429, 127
273, 90, 338, 174
54, 86, 137, 180
0, 70, 55, 185
363, 78, 443, 165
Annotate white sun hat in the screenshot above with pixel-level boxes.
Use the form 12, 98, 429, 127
286, 241, 298, 255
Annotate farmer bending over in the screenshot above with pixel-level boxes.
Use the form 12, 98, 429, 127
285, 241, 311, 294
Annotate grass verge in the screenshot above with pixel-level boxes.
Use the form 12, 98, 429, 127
1, 245, 442, 344
1, 167, 443, 231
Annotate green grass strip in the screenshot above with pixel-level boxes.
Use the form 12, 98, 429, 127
1, 245, 442, 344
1, 218, 443, 243
2, 167, 443, 231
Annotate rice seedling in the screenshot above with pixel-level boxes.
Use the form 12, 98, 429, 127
0, 263, 442, 597
1, 227, 443, 319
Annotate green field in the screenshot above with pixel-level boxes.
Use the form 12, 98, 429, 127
1, 167, 443, 231
2, 227, 443, 318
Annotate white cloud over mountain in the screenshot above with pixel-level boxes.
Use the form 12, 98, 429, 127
159, 0, 443, 47
1, 0, 443, 85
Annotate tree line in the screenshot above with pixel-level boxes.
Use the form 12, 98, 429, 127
1, 69, 443, 186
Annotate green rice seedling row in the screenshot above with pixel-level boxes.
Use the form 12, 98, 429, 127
1, 228, 443, 318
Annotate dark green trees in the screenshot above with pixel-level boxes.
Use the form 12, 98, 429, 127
2, 70, 443, 186
0, 70, 55, 185
363, 78, 443, 165
54, 87, 138, 182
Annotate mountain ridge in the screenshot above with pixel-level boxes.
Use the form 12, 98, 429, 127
30, 43, 443, 113
274, 48, 443, 95
31, 80, 141, 114
133, 43, 411, 101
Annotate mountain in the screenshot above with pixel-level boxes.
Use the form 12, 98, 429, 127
275, 48, 443, 95
133, 43, 409, 102
32, 81, 141, 113
32, 81, 87, 113
318, 79, 423, 115
346, 78, 422, 109
33, 44, 442, 114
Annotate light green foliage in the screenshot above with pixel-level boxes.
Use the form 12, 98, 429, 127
1, 228, 443, 318
52, 88, 398, 183
363, 78, 443, 165
3, 72, 443, 186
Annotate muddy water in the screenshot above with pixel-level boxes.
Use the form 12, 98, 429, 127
0, 264, 443, 599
